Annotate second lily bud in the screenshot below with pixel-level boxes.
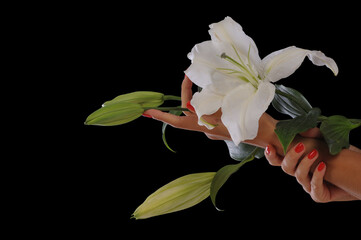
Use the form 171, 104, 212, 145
132, 172, 216, 219
102, 91, 165, 108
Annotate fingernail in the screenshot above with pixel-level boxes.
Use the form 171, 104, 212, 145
308, 149, 318, 159
142, 113, 152, 118
294, 142, 305, 153
186, 101, 195, 112
317, 162, 326, 172
265, 145, 271, 155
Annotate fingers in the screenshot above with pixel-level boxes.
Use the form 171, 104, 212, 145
310, 162, 328, 202
265, 141, 330, 202
264, 145, 283, 166
143, 109, 231, 140
143, 109, 198, 130
181, 75, 194, 116
294, 149, 319, 193
281, 142, 305, 176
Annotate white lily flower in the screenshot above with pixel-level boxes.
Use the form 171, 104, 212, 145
185, 17, 338, 145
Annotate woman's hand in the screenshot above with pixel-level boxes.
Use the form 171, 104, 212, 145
145, 75, 361, 200
143, 75, 278, 147
143, 75, 232, 141
264, 129, 359, 202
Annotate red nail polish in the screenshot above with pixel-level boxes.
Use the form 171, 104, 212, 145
142, 113, 152, 118
186, 101, 195, 112
308, 149, 318, 159
265, 145, 271, 155
317, 162, 326, 171
294, 142, 305, 153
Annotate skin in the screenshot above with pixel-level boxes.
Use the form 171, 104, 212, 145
265, 129, 361, 202
144, 75, 361, 201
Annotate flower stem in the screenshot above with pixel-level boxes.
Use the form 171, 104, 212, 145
144, 107, 189, 112
317, 115, 328, 122
164, 95, 182, 101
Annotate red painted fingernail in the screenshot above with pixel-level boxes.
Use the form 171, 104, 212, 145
308, 149, 318, 159
265, 145, 271, 155
294, 142, 305, 153
186, 101, 195, 112
317, 162, 326, 171
142, 113, 152, 118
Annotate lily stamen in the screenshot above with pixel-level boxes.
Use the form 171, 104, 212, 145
220, 52, 259, 88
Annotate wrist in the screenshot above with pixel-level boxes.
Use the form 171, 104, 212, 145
244, 113, 281, 151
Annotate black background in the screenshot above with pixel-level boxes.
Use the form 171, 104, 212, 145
20, 2, 361, 238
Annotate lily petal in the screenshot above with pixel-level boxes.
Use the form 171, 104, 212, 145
191, 88, 223, 129
243, 81, 275, 141
221, 81, 275, 145
209, 16, 262, 74
210, 71, 245, 95
263, 46, 339, 83
185, 41, 230, 88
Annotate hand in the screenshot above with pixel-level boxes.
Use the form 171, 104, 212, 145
143, 75, 232, 141
265, 129, 358, 202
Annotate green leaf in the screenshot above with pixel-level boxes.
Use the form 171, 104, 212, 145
320, 116, 361, 155
224, 141, 264, 161
210, 156, 254, 211
275, 108, 321, 154
162, 109, 183, 153
273, 84, 313, 118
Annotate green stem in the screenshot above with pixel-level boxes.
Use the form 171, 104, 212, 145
144, 107, 189, 112
317, 115, 328, 122
164, 95, 182, 101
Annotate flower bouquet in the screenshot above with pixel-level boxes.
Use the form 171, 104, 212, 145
85, 17, 360, 219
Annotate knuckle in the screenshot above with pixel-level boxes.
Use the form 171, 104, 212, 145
267, 160, 279, 166
302, 185, 311, 194
295, 171, 304, 183
205, 133, 218, 140
264, 154, 275, 165
281, 162, 294, 175
310, 194, 326, 203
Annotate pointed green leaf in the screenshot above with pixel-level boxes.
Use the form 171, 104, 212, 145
320, 116, 361, 155
275, 108, 321, 154
162, 109, 183, 153
273, 84, 313, 118
210, 156, 255, 211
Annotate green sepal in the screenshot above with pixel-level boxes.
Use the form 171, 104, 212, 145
275, 108, 321, 154
273, 84, 313, 118
320, 116, 361, 155
210, 155, 255, 211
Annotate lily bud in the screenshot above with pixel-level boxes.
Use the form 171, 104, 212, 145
85, 102, 144, 126
132, 172, 216, 219
102, 91, 164, 108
